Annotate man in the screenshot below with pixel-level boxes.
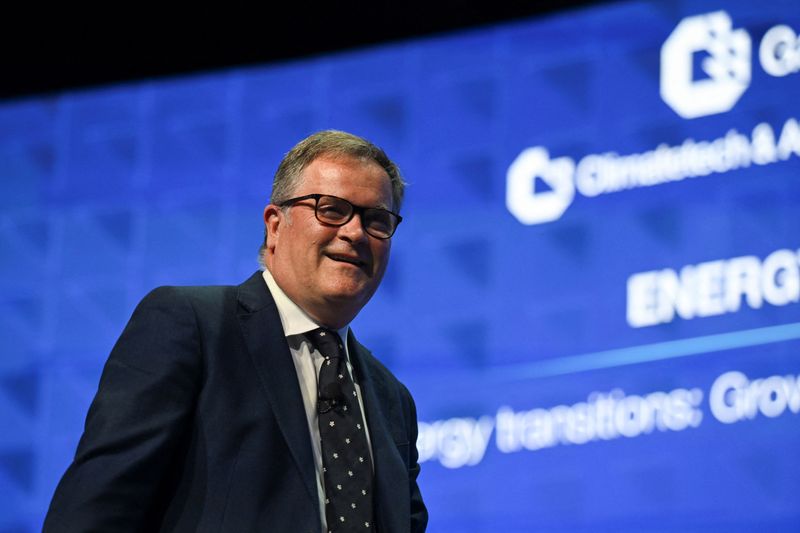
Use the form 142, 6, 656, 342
44, 130, 428, 532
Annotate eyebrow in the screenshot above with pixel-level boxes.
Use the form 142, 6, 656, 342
328, 194, 393, 212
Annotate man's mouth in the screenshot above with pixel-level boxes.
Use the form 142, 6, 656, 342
327, 253, 368, 270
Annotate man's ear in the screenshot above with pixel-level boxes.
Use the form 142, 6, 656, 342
263, 204, 284, 254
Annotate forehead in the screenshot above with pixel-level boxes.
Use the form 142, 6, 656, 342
296, 154, 393, 207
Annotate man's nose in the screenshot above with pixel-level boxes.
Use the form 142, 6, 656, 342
337, 212, 368, 242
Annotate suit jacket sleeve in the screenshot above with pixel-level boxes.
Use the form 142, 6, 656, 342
405, 384, 428, 533
43, 286, 203, 532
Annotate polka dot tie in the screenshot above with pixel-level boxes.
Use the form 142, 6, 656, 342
309, 328, 375, 533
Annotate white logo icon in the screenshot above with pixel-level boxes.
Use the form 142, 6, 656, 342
661, 11, 751, 119
506, 147, 575, 225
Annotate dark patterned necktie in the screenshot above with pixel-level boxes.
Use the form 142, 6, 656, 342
308, 328, 375, 533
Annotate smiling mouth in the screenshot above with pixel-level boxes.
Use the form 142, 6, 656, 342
327, 253, 368, 270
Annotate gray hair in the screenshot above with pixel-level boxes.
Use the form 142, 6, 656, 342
259, 130, 406, 266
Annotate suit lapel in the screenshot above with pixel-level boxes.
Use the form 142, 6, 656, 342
236, 271, 318, 507
348, 333, 410, 533
235, 271, 408, 531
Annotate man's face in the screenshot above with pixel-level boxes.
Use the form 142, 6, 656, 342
264, 154, 395, 328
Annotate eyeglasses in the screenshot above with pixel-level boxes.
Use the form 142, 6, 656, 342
279, 193, 402, 239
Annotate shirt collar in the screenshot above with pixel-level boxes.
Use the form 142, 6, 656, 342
262, 269, 350, 347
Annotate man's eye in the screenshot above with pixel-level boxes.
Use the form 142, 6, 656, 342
367, 217, 391, 232
318, 204, 349, 219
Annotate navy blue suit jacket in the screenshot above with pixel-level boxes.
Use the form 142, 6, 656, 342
44, 271, 427, 532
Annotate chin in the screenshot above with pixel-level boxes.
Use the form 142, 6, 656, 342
322, 282, 375, 305
324, 287, 371, 303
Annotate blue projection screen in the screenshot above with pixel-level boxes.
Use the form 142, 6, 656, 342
1, 0, 799, 531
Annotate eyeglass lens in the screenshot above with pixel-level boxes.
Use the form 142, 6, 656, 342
316, 196, 396, 238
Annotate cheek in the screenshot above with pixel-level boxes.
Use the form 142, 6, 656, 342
372, 243, 391, 273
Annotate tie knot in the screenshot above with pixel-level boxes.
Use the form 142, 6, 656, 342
308, 327, 345, 359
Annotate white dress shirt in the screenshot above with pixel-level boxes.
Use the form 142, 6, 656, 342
261, 269, 373, 531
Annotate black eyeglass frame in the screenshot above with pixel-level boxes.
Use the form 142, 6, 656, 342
278, 193, 403, 239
